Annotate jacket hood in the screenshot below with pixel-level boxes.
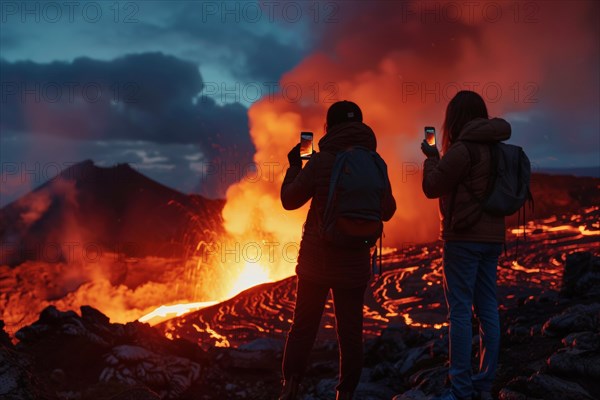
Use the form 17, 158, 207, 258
318, 121, 377, 153
458, 118, 511, 142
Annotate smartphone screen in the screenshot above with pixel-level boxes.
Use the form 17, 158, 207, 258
300, 132, 314, 159
424, 126, 436, 146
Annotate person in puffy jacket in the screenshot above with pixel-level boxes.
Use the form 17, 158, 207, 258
420, 90, 510, 400
279, 101, 396, 400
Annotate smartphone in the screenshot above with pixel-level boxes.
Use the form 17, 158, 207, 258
424, 126, 436, 146
300, 132, 314, 159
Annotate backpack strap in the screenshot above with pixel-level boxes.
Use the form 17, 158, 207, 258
461, 141, 498, 202
379, 231, 383, 275
322, 151, 347, 228
447, 141, 481, 226
447, 141, 500, 231
486, 143, 500, 198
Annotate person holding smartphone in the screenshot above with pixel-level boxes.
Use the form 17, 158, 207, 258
418, 91, 511, 400
279, 101, 396, 400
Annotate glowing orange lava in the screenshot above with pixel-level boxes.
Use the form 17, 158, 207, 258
139, 301, 218, 325
225, 262, 273, 298
140, 261, 274, 326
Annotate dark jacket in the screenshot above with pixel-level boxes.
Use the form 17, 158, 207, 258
281, 122, 396, 288
422, 118, 511, 243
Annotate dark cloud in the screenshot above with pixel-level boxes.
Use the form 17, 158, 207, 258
0, 52, 255, 198
1, 52, 251, 143
240, 33, 306, 82
0, 2, 315, 100
509, 109, 600, 170
161, 2, 311, 82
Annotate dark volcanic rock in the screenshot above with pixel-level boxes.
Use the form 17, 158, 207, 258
500, 373, 595, 400
212, 346, 280, 371
0, 320, 12, 348
100, 345, 201, 398
13, 305, 206, 400
542, 303, 600, 337
364, 323, 408, 365
561, 252, 600, 297
354, 380, 397, 400
392, 389, 429, 400
562, 331, 600, 350
408, 365, 448, 395
0, 345, 42, 399
496, 289, 600, 400
547, 346, 600, 379
394, 346, 430, 375
108, 387, 161, 400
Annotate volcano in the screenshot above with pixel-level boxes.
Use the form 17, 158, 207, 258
0, 160, 224, 267
0, 161, 225, 335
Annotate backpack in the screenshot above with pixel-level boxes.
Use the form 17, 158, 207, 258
451, 141, 533, 231
321, 146, 389, 248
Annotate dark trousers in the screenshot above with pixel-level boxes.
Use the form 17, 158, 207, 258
282, 277, 367, 392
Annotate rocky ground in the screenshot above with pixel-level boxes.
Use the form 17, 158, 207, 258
1, 249, 599, 400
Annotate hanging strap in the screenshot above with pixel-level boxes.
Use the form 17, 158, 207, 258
515, 207, 520, 262
379, 231, 383, 276
447, 141, 481, 227
513, 190, 534, 261
371, 232, 384, 280
371, 245, 377, 276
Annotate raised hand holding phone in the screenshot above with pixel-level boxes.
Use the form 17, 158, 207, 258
424, 126, 436, 146
421, 126, 439, 159
300, 132, 314, 159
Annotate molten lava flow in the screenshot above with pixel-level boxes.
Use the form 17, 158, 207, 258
511, 261, 541, 274
401, 313, 446, 330
153, 206, 599, 348
510, 216, 600, 238
579, 225, 600, 236
226, 262, 272, 298
139, 301, 219, 326
139, 261, 273, 326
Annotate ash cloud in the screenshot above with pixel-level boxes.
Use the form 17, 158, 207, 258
224, 0, 600, 249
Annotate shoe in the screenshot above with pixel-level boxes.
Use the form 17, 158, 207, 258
278, 374, 300, 400
336, 391, 354, 400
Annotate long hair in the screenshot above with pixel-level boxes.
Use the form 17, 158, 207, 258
442, 91, 488, 153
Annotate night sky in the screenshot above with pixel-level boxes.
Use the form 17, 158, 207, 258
1, 0, 599, 206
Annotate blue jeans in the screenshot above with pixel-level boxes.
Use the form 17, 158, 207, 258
443, 241, 502, 400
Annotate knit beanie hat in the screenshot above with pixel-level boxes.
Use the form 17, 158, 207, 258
326, 100, 363, 130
